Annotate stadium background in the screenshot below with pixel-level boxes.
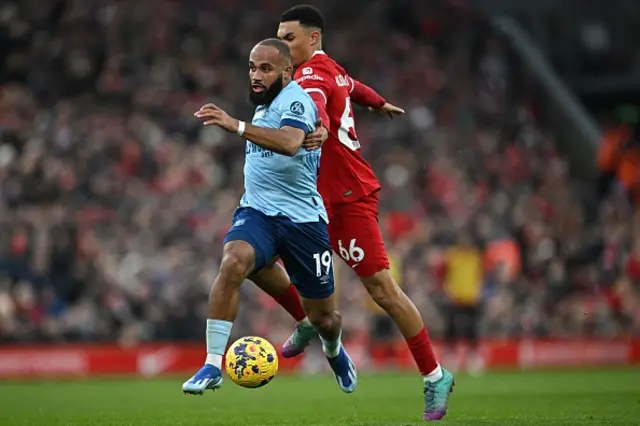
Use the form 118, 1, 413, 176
0, 0, 639, 382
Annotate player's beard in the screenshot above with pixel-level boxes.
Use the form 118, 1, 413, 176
249, 74, 284, 106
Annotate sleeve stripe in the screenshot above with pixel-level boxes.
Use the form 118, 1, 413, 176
349, 77, 355, 93
304, 88, 327, 104
281, 118, 311, 134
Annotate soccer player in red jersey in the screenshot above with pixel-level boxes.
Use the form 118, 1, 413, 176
249, 5, 454, 421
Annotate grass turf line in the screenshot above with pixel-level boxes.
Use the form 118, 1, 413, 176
1, 369, 639, 425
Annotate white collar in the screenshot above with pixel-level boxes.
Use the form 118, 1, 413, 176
312, 50, 326, 57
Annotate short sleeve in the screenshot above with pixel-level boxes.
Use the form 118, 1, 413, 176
278, 89, 316, 134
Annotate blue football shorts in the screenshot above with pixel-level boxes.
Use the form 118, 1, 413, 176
223, 207, 334, 299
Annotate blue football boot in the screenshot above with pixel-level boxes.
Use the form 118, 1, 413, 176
326, 346, 357, 393
182, 364, 223, 395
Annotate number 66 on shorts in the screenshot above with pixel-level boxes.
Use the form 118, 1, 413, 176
338, 239, 364, 265
327, 191, 391, 278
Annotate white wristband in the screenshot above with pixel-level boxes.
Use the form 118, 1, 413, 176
236, 120, 246, 136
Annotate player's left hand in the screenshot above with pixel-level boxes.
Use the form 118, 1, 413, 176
369, 102, 405, 120
194, 103, 239, 133
302, 121, 328, 151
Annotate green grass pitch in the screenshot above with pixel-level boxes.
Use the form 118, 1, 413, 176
1, 369, 639, 425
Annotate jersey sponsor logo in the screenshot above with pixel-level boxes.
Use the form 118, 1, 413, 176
296, 74, 324, 83
232, 218, 246, 227
335, 74, 349, 87
289, 101, 305, 116
246, 142, 274, 157
302, 67, 313, 75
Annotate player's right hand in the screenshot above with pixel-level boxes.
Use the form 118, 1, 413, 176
369, 102, 405, 120
302, 121, 328, 151
194, 103, 238, 133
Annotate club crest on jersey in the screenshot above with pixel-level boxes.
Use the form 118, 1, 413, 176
289, 101, 305, 116
302, 67, 313, 75
335, 75, 349, 87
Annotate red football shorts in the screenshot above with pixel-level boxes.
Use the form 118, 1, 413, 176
326, 190, 390, 277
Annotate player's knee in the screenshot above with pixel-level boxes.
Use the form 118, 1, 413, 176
308, 309, 342, 334
361, 270, 404, 312
218, 242, 254, 284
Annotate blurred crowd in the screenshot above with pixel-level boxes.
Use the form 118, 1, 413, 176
0, 0, 638, 347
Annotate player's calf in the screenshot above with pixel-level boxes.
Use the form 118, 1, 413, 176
183, 241, 255, 396
306, 306, 341, 343
361, 269, 452, 414
303, 298, 357, 393
361, 269, 424, 337
361, 269, 442, 373
251, 263, 316, 358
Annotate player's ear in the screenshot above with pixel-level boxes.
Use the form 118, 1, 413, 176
310, 30, 321, 48
283, 64, 293, 79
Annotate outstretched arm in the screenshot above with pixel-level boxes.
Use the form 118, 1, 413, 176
350, 79, 386, 109
350, 78, 405, 119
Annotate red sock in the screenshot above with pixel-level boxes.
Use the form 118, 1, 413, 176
274, 284, 306, 322
406, 328, 439, 375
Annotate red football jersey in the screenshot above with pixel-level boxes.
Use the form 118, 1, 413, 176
294, 51, 381, 206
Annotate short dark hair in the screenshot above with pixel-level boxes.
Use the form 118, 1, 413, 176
258, 38, 292, 64
280, 5, 325, 31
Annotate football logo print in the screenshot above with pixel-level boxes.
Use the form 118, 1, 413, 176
289, 101, 305, 116
302, 67, 313, 75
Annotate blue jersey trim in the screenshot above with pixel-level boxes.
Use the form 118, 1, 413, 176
281, 118, 310, 134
